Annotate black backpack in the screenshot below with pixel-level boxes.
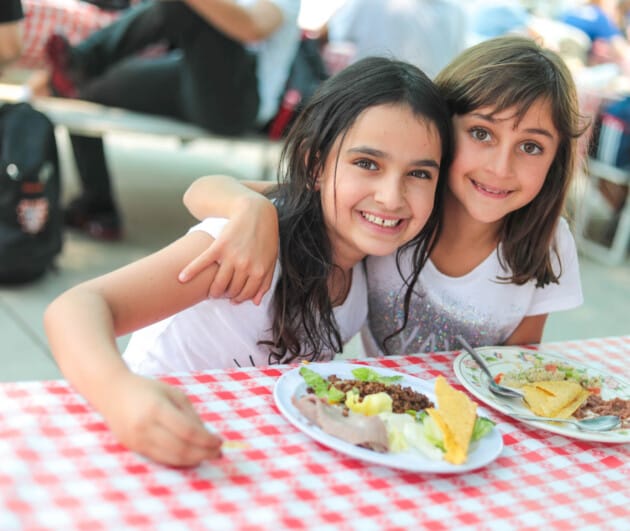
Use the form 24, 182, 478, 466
0, 103, 62, 283
266, 36, 330, 139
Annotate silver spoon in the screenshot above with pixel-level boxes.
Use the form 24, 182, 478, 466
456, 335, 525, 399
509, 413, 621, 432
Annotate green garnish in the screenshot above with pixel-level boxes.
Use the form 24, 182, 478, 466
351, 367, 403, 384
471, 417, 495, 442
299, 367, 345, 403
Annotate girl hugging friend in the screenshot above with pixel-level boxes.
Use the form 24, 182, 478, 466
44, 57, 452, 466
180, 36, 587, 356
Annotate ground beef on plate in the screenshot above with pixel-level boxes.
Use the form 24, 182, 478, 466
574, 395, 630, 428
319, 375, 434, 414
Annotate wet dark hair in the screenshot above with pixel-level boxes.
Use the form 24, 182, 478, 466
435, 35, 588, 286
262, 56, 453, 363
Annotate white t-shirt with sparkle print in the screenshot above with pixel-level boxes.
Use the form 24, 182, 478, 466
361, 217, 583, 356
123, 217, 368, 375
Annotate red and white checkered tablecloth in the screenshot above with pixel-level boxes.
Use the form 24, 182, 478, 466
18, 0, 120, 69
1, 337, 629, 530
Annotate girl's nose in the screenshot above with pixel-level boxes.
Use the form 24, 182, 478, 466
488, 146, 515, 179
374, 174, 404, 209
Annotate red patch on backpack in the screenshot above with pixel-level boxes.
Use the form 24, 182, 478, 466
17, 198, 49, 234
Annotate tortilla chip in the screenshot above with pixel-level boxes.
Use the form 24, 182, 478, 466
522, 380, 590, 418
430, 376, 477, 465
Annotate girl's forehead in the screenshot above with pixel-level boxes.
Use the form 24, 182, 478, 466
461, 99, 558, 133
346, 103, 437, 136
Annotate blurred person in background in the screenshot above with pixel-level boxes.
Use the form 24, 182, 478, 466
45, 0, 301, 241
0, 0, 23, 68
562, 0, 630, 224
323, 0, 466, 79
466, 0, 531, 46
561, 0, 630, 71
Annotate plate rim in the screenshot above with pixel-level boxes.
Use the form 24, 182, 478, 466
452, 345, 630, 443
273, 361, 504, 474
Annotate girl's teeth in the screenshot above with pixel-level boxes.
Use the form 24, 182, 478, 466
475, 181, 508, 195
362, 212, 400, 227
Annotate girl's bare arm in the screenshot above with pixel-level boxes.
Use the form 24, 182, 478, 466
180, 175, 279, 304
504, 314, 548, 345
44, 231, 224, 466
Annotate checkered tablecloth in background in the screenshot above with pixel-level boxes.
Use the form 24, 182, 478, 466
1, 337, 629, 530
18, 0, 120, 69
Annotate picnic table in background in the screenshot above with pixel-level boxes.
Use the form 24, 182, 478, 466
1, 336, 628, 530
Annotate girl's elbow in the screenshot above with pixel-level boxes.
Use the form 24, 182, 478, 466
43, 297, 65, 348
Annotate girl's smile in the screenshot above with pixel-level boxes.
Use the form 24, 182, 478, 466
318, 103, 442, 271
448, 98, 559, 227
469, 179, 513, 198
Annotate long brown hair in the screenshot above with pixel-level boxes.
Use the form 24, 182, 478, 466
435, 36, 588, 286
263, 57, 453, 363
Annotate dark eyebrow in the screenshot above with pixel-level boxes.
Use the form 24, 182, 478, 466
347, 146, 440, 169
469, 113, 556, 140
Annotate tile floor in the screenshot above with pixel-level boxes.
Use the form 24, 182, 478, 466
1, 129, 629, 382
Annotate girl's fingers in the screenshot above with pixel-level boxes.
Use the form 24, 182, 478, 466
143, 422, 219, 467
208, 262, 235, 299
252, 271, 274, 306
178, 246, 220, 283
232, 276, 262, 304
158, 390, 223, 452
225, 269, 249, 300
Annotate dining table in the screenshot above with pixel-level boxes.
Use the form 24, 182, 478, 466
1, 336, 629, 530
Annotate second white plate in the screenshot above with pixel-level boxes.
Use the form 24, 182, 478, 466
453, 346, 630, 443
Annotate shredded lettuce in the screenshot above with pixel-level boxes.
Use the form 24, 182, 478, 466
420, 413, 446, 451
299, 367, 345, 403
351, 367, 403, 384
471, 416, 495, 442
379, 412, 444, 460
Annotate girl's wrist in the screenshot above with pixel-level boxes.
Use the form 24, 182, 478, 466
234, 191, 275, 222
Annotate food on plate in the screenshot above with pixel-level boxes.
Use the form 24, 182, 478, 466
294, 367, 494, 464
425, 376, 477, 464
293, 393, 389, 451
497, 361, 602, 393
521, 380, 590, 419
495, 359, 604, 420
574, 395, 630, 429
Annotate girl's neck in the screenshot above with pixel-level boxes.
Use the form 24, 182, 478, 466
431, 191, 503, 277
328, 265, 353, 307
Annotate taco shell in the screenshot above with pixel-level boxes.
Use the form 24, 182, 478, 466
426, 375, 477, 465
522, 380, 590, 418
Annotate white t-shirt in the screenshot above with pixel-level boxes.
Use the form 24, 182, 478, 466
244, 0, 301, 125
123, 217, 367, 375
362, 218, 583, 356
327, 0, 466, 79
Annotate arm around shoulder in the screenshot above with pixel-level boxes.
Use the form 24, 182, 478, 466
179, 175, 279, 304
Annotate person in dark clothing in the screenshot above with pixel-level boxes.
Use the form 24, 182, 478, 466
46, 0, 300, 240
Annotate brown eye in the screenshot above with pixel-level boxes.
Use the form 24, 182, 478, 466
521, 142, 543, 155
470, 127, 491, 142
355, 159, 378, 170
410, 169, 432, 180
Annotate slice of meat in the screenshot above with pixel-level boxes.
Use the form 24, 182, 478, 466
292, 394, 389, 452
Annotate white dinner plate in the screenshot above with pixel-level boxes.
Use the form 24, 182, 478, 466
273, 362, 503, 474
453, 346, 630, 443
